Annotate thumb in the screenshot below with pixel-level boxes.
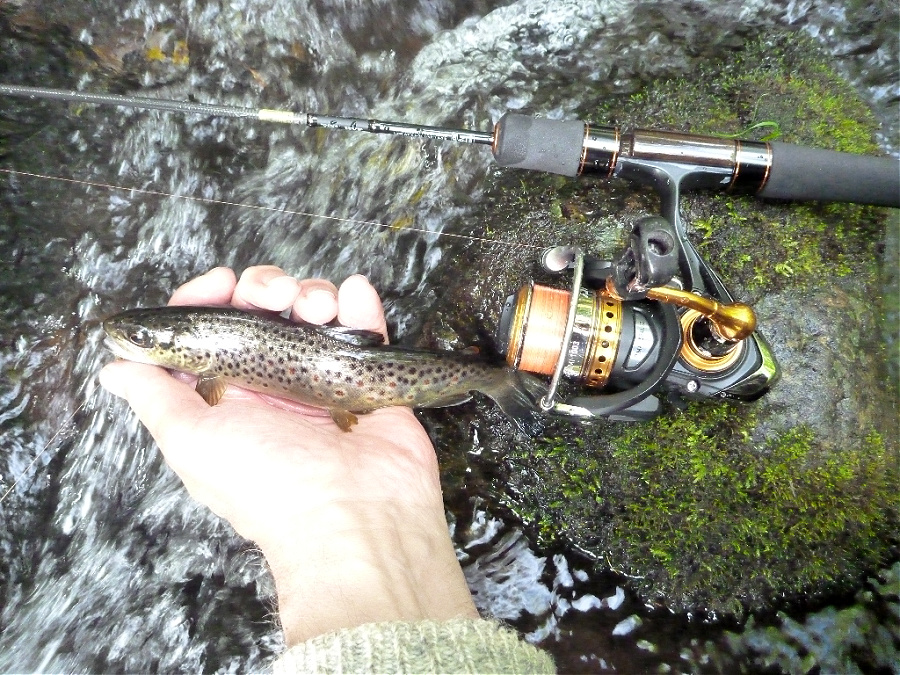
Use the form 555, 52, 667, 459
99, 360, 209, 450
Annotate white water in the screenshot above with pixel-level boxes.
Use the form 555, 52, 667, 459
0, 0, 895, 670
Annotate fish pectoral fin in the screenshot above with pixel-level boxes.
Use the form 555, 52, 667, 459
195, 376, 227, 406
329, 408, 359, 432
420, 392, 473, 408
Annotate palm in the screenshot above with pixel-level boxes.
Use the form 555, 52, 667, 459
165, 391, 440, 550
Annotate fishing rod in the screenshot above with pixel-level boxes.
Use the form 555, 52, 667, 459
2, 83, 898, 206
2, 83, 898, 421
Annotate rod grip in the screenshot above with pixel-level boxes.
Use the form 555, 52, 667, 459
492, 113, 585, 176
760, 142, 899, 207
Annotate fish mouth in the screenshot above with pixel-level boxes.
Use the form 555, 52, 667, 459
103, 335, 158, 365
103, 335, 131, 358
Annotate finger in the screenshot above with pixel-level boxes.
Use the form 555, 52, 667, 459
232, 265, 302, 312
169, 267, 237, 306
98, 359, 209, 455
337, 274, 388, 342
291, 279, 339, 325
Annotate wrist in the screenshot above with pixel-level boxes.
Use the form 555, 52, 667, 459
262, 501, 478, 646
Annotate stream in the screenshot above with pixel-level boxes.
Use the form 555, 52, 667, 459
0, 0, 897, 672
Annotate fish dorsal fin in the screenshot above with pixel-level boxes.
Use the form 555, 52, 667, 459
311, 323, 385, 347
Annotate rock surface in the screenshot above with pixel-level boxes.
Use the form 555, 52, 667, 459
419, 33, 899, 616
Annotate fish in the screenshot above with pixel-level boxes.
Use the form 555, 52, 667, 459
102, 306, 545, 432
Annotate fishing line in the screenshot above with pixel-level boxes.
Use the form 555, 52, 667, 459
0, 167, 542, 250
0, 163, 539, 490
0, 398, 89, 506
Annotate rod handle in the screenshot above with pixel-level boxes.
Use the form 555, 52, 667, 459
491, 113, 585, 176
760, 142, 899, 208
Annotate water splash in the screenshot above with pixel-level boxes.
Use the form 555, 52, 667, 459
0, 0, 896, 671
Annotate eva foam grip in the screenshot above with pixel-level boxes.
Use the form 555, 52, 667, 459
760, 142, 899, 207
492, 113, 586, 176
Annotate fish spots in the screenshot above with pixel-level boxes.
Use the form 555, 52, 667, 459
112, 309, 502, 416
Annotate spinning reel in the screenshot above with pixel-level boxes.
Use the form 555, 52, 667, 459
497, 155, 780, 422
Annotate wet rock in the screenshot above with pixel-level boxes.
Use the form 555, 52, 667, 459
419, 32, 899, 616
753, 282, 896, 451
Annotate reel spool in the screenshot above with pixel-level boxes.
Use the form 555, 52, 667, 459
499, 283, 664, 391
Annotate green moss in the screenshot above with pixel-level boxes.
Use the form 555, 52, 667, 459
598, 32, 883, 152
501, 403, 898, 614
691, 197, 886, 294
611, 405, 897, 610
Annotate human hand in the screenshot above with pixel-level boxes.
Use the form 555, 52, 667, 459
99, 265, 478, 646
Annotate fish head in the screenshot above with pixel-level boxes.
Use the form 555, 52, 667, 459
102, 307, 213, 372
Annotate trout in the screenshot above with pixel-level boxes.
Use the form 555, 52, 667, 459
103, 306, 544, 432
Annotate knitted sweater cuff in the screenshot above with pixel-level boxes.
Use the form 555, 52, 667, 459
272, 618, 555, 674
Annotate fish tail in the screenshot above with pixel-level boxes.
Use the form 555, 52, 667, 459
487, 369, 547, 436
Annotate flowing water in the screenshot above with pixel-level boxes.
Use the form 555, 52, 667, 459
0, 0, 897, 672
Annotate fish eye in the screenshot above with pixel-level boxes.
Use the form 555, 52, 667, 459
127, 328, 155, 348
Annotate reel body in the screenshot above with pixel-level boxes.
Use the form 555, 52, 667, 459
496, 156, 781, 421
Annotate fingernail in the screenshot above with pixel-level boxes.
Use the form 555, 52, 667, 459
264, 274, 298, 288
306, 288, 337, 302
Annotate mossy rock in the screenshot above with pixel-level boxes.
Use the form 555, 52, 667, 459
418, 31, 899, 615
